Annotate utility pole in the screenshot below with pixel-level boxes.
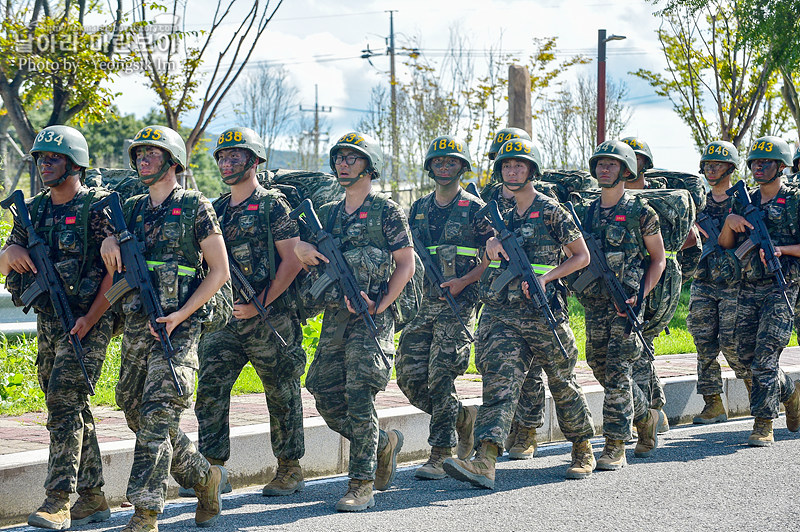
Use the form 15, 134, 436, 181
596, 29, 626, 145
300, 84, 332, 160
388, 10, 398, 189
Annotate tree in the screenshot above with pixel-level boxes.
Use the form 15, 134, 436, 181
234, 63, 299, 168
130, 0, 285, 187
634, 1, 787, 151
0, 0, 127, 150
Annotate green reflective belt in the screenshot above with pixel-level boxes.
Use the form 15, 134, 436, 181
488, 261, 554, 275
146, 261, 196, 277
645, 251, 678, 260
426, 245, 480, 257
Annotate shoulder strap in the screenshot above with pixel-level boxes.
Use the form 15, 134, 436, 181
366, 193, 389, 248
257, 188, 277, 280
178, 190, 202, 268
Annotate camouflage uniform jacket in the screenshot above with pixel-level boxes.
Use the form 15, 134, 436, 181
409, 188, 492, 302
694, 192, 739, 282
5, 186, 112, 315
213, 185, 299, 304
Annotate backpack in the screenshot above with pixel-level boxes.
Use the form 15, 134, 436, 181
322, 193, 424, 331
260, 168, 345, 208
539, 169, 598, 203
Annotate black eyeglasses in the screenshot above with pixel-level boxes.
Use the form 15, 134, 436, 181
333, 154, 366, 165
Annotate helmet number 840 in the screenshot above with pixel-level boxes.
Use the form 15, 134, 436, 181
437, 138, 462, 151
36, 130, 64, 146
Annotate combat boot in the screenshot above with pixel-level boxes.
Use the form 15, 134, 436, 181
28, 490, 70, 530
783, 381, 800, 432
374, 429, 403, 491
693, 394, 728, 424
442, 441, 499, 489
195, 465, 227, 527
121, 508, 158, 532
335, 479, 375, 512
596, 438, 626, 471
455, 404, 478, 460
748, 417, 774, 447
634, 408, 659, 458
70, 487, 111, 526
565, 439, 596, 480
415, 446, 452, 480
507, 425, 537, 460
179, 458, 232, 497
504, 421, 518, 453
262, 458, 304, 496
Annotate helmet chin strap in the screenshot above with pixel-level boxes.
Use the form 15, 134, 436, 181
751, 162, 783, 184
137, 158, 173, 186
221, 154, 257, 186
597, 172, 624, 189
337, 169, 370, 188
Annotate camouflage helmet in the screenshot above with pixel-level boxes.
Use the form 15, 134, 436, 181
700, 140, 739, 173
492, 138, 542, 185
621, 136, 654, 172
213, 127, 267, 164
30, 125, 90, 186
589, 140, 638, 181
128, 125, 187, 173
329, 131, 384, 180
488, 127, 531, 160
424, 135, 472, 176
792, 145, 800, 173
746, 136, 793, 168
31, 125, 90, 168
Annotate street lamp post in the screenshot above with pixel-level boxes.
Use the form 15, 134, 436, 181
596, 29, 626, 145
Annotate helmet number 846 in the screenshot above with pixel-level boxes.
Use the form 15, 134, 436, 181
708, 145, 729, 156
36, 130, 64, 146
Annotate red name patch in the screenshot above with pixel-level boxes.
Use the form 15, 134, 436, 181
359, 212, 368, 219
615, 215, 627, 222
530, 211, 540, 218
458, 200, 469, 206
777, 197, 786, 204
65, 216, 76, 225
171, 208, 182, 216
247, 204, 259, 211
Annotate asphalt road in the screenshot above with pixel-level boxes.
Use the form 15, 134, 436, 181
7, 417, 800, 532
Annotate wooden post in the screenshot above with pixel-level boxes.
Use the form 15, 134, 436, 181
508, 65, 532, 135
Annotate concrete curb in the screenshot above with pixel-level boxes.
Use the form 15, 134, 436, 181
2, 368, 798, 526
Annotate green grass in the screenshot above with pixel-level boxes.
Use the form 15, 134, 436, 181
2, 284, 795, 415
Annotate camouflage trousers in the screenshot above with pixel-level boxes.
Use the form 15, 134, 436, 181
734, 280, 798, 419
396, 298, 475, 447
632, 341, 665, 409
474, 305, 594, 448
196, 310, 306, 462
116, 313, 210, 512
687, 279, 749, 395
510, 366, 546, 429
37, 312, 113, 493
583, 298, 650, 441
305, 307, 394, 480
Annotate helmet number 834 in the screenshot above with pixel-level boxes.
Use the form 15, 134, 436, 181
35, 130, 63, 146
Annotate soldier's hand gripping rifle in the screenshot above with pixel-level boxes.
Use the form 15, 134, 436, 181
289, 199, 388, 364
1, 190, 95, 394
565, 201, 654, 359
93, 192, 184, 395
727, 180, 794, 316
228, 260, 287, 346
476, 200, 569, 359
411, 227, 474, 343
696, 212, 722, 261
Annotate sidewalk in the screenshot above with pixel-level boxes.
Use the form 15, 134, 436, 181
0, 351, 713, 457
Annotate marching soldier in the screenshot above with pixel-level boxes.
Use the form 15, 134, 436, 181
100, 125, 230, 531
443, 138, 595, 488
193, 127, 306, 497
294, 132, 414, 511
719, 136, 800, 446
0, 126, 115, 529
397, 135, 491, 479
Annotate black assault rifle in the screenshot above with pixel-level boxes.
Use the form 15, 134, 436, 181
228, 261, 286, 346
465, 182, 480, 198
411, 227, 474, 343
565, 201, 654, 359
476, 200, 569, 359
1, 190, 95, 394
727, 180, 794, 316
93, 192, 184, 395
696, 212, 723, 261
288, 199, 388, 365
